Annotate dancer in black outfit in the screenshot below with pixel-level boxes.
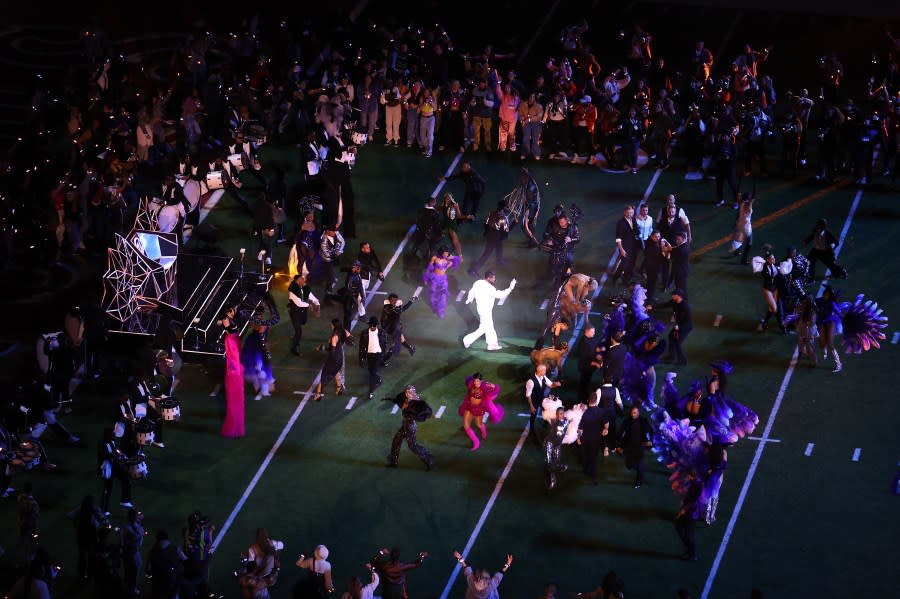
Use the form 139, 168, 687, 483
380, 293, 418, 357
385, 385, 434, 471
359, 317, 390, 399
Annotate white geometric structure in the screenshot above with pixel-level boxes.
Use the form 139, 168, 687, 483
133, 195, 162, 232
102, 230, 179, 322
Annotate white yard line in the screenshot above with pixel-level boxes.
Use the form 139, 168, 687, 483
852, 448, 861, 462
891, 332, 899, 344
345, 397, 357, 410
211, 214, 426, 552
212, 152, 467, 551
440, 161, 663, 598
438, 425, 531, 599
747, 436, 780, 443
701, 188, 864, 599
435, 405, 446, 419
804, 443, 815, 457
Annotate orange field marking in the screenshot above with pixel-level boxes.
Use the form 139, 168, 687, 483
691, 180, 851, 258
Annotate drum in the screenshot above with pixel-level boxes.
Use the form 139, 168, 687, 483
14, 441, 41, 471
159, 397, 181, 422
127, 455, 149, 479
227, 153, 247, 173
205, 170, 225, 190
351, 130, 368, 145
134, 419, 155, 446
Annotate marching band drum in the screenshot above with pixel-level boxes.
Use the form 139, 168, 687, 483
127, 454, 149, 479
205, 170, 225, 190
159, 397, 181, 422
227, 153, 247, 173
134, 418, 156, 447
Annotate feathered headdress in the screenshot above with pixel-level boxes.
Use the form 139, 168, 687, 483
838, 293, 888, 353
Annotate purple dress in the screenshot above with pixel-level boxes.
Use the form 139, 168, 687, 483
422, 254, 460, 319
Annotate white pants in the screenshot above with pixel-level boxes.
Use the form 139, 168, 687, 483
463, 309, 499, 349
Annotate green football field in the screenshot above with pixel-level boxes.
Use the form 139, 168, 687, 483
3, 136, 898, 599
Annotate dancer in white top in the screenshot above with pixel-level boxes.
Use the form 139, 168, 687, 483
463, 271, 516, 351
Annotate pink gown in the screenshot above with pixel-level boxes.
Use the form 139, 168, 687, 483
221, 333, 246, 438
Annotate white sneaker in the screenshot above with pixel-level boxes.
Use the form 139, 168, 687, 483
254, 393, 263, 401
265, 257, 272, 265
486, 345, 503, 351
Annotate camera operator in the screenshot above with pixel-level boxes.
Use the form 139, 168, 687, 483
815, 103, 846, 183
679, 101, 707, 180
741, 101, 771, 177
182, 511, 216, 598
712, 111, 740, 207
853, 112, 884, 185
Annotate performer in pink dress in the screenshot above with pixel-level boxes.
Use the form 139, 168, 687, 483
220, 311, 245, 438
458, 372, 504, 450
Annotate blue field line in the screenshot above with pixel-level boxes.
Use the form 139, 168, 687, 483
210, 151, 465, 553
701, 188, 864, 599
439, 159, 663, 599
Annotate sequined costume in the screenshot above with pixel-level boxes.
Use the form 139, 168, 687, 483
543, 414, 571, 490
387, 391, 435, 470
240, 323, 274, 398
458, 376, 504, 450
422, 253, 460, 319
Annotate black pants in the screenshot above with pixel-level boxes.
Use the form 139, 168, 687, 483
675, 514, 697, 558
612, 251, 636, 284
581, 436, 602, 478
366, 352, 384, 395
100, 470, 132, 512
577, 368, 595, 404
644, 260, 662, 297
667, 327, 691, 364
289, 306, 308, 350
715, 158, 739, 203
409, 233, 438, 261
470, 238, 504, 273
625, 455, 645, 484
462, 191, 484, 219
807, 248, 843, 279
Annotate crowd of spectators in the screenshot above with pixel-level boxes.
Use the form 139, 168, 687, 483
0, 6, 897, 599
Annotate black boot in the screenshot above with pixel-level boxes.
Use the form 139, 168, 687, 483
403, 341, 416, 356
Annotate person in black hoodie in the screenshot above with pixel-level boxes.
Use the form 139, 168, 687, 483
616, 405, 653, 488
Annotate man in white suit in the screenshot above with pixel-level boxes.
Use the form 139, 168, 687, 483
462, 271, 516, 350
